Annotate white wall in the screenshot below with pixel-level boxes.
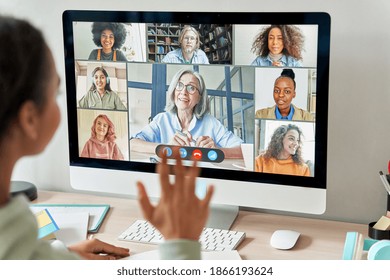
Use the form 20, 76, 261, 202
2, 0, 390, 224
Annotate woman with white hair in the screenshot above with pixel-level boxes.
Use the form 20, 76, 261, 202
130, 69, 243, 158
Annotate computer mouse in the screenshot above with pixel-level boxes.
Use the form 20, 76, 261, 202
270, 229, 301, 250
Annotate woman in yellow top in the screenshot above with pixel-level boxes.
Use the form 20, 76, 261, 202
255, 124, 310, 176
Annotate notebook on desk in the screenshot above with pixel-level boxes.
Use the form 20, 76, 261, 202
30, 204, 110, 233
32, 206, 90, 245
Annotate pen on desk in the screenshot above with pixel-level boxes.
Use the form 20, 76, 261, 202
175, 129, 196, 145
379, 171, 390, 194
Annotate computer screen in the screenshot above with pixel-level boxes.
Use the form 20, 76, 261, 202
63, 11, 330, 225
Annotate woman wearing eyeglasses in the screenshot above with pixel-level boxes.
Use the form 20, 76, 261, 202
88, 22, 128, 62
130, 69, 243, 159
161, 25, 209, 64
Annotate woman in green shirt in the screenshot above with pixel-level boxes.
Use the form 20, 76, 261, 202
79, 66, 127, 110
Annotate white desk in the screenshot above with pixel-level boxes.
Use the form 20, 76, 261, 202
35, 190, 369, 260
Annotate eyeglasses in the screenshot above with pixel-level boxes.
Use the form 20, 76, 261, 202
183, 36, 196, 42
175, 81, 199, 95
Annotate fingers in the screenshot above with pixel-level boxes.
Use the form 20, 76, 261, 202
156, 146, 203, 202
186, 131, 195, 145
195, 137, 203, 147
136, 181, 154, 221
196, 136, 215, 148
87, 254, 117, 260
70, 239, 130, 260
157, 152, 170, 195
202, 185, 214, 207
174, 132, 191, 146
190, 157, 201, 177
85, 251, 128, 260
173, 152, 185, 193
92, 239, 130, 257
186, 159, 200, 195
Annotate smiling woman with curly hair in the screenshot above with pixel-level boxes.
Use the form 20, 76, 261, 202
255, 124, 310, 176
251, 25, 304, 67
88, 22, 128, 61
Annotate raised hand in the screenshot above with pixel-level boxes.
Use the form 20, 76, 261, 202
137, 150, 214, 240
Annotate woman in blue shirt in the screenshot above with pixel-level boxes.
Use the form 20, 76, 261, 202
131, 69, 243, 159
251, 25, 304, 67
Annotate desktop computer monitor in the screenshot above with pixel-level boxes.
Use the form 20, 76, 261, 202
63, 11, 330, 228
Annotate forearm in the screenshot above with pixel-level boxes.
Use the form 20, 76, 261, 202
130, 138, 159, 154
159, 239, 201, 260
220, 146, 243, 159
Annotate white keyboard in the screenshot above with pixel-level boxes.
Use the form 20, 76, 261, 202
118, 219, 246, 251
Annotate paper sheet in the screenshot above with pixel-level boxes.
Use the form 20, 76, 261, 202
50, 212, 89, 246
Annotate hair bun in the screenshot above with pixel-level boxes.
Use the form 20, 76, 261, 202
281, 68, 295, 80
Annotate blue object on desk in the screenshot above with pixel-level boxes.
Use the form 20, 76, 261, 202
343, 232, 390, 260
367, 240, 390, 260
342, 232, 362, 260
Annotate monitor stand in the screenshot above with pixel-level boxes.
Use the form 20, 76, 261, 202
196, 178, 239, 230
207, 204, 239, 230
